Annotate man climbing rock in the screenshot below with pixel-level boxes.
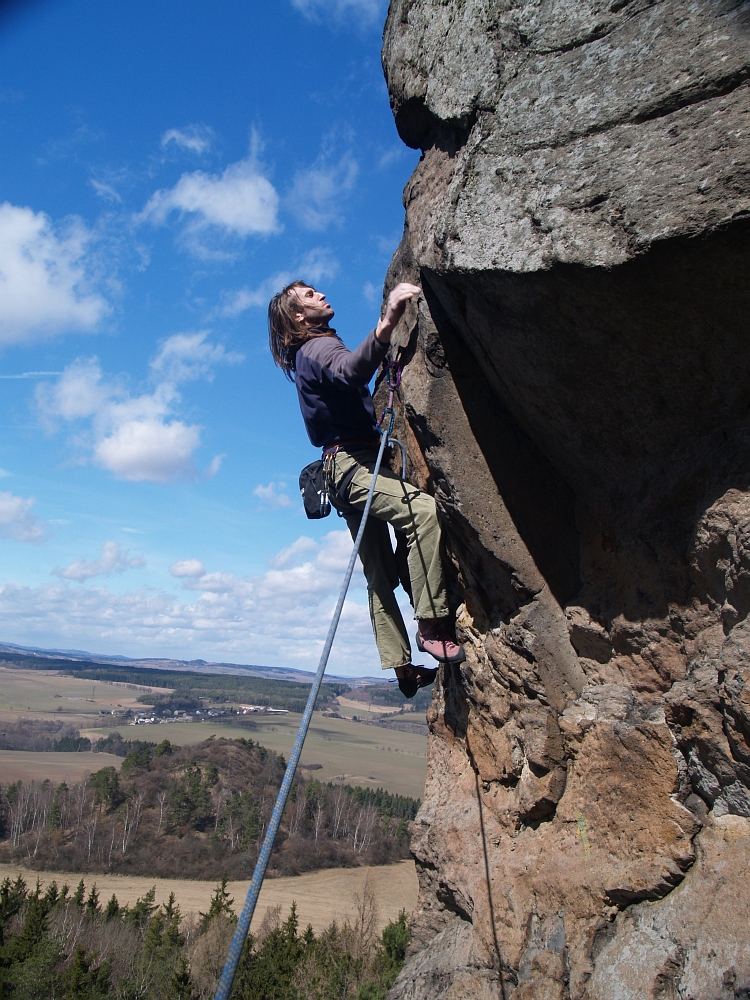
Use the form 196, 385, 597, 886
268, 279, 465, 697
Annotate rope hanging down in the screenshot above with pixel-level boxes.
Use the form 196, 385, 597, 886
214, 360, 402, 1000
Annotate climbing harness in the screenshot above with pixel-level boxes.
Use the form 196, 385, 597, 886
214, 358, 403, 1000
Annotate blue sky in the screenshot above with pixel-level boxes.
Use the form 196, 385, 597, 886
0, 0, 419, 675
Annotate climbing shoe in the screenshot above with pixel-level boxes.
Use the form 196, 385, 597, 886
416, 618, 466, 664
396, 664, 438, 699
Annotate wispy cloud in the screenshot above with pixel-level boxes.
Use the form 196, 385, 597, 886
291, 0, 386, 23
161, 124, 214, 155
0, 491, 45, 543
216, 248, 338, 319
35, 332, 237, 483
53, 540, 144, 582
0, 371, 62, 379
89, 179, 122, 204
150, 331, 243, 383
0, 203, 110, 347
287, 154, 358, 231
253, 481, 294, 509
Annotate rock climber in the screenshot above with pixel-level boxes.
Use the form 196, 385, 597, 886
267, 279, 465, 698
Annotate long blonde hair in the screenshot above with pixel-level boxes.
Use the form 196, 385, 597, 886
268, 280, 332, 379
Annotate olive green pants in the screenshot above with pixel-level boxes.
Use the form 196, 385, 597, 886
329, 446, 449, 670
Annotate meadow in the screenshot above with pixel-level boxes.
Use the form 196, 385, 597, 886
0, 858, 417, 934
0, 749, 123, 783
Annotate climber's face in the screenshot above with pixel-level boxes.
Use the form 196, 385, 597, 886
291, 284, 334, 328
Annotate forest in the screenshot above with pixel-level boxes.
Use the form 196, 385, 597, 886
0, 737, 419, 879
0, 873, 409, 999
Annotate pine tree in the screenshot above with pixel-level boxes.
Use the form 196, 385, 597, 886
199, 876, 235, 931
170, 957, 195, 1000
60, 945, 112, 999
143, 910, 166, 957
85, 884, 100, 917
72, 878, 86, 907
104, 893, 120, 921
124, 886, 157, 931
43, 881, 59, 907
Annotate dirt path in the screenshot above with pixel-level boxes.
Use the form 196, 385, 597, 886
0, 860, 418, 933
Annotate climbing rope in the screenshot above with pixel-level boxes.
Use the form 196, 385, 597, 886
214, 360, 402, 1000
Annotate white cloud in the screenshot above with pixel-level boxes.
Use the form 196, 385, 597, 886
161, 125, 214, 155
170, 559, 206, 578
89, 179, 122, 204
362, 281, 379, 304
140, 154, 279, 248
217, 249, 338, 319
253, 481, 294, 510
287, 155, 358, 231
93, 418, 201, 483
53, 540, 144, 582
151, 331, 243, 383
0, 491, 45, 543
36, 335, 234, 482
0, 530, 415, 674
0, 469, 10, 478
291, 0, 385, 22
0, 202, 109, 346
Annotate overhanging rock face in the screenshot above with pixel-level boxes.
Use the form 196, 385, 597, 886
380, 2, 750, 997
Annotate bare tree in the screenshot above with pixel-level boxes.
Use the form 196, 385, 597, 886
332, 782, 347, 840
84, 808, 98, 864
313, 799, 325, 849
73, 777, 89, 843
108, 815, 117, 869
353, 873, 379, 958
352, 805, 377, 855
156, 789, 169, 836
289, 785, 306, 837
213, 788, 227, 834
121, 791, 145, 855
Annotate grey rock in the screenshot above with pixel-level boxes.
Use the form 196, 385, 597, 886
380, 0, 750, 997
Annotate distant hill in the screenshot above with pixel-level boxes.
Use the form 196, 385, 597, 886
0, 640, 382, 687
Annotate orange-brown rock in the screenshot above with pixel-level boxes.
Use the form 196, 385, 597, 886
380, 1, 750, 996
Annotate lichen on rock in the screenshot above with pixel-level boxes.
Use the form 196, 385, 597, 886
379, 1, 750, 997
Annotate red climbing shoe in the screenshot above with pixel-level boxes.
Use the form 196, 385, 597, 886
395, 664, 438, 699
416, 618, 466, 664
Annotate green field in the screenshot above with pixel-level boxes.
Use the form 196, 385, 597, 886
0, 666, 155, 717
91, 712, 427, 799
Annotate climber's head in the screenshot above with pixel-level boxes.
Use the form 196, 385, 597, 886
268, 280, 335, 378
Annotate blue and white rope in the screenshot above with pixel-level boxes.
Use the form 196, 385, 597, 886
214, 408, 395, 1000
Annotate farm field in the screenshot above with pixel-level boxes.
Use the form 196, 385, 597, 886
0, 859, 418, 933
93, 712, 428, 799
337, 695, 401, 718
0, 666, 161, 719
0, 749, 123, 783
